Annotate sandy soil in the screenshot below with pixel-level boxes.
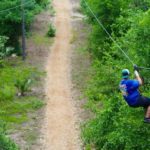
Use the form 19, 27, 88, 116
44, 0, 81, 149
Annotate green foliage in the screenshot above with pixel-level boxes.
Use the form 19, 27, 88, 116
32, 33, 53, 45
0, 0, 34, 49
81, 0, 150, 149
0, 96, 44, 124
0, 1, 49, 146
0, 85, 16, 101
0, 61, 38, 100
0, 0, 50, 51
35, 0, 50, 8
0, 36, 14, 58
0, 134, 19, 150
0, 122, 19, 150
47, 24, 56, 37
0, 59, 44, 148
15, 78, 32, 96
82, 94, 150, 150
30, 98, 45, 109
0, 60, 44, 124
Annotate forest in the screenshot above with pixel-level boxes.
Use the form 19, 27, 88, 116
81, 0, 150, 149
0, 0, 49, 149
0, 0, 150, 149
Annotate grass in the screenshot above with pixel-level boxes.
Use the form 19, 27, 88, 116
48, 4, 55, 16
42, 0, 55, 15
24, 129, 39, 148
0, 59, 45, 128
70, 23, 91, 104
32, 33, 54, 45
0, 58, 46, 149
70, 29, 78, 44
71, 21, 92, 91
0, 96, 44, 124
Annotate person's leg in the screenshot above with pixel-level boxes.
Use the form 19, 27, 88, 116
145, 106, 150, 118
136, 96, 150, 123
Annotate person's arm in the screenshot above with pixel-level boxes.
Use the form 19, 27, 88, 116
134, 70, 143, 85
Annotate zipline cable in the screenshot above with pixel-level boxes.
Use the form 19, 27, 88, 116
83, 0, 135, 66
0, 1, 34, 14
83, 0, 150, 71
138, 67, 150, 70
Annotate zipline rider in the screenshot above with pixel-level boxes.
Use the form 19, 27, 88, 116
119, 66, 150, 123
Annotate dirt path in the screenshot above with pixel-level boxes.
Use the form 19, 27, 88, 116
44, 0, 81, 149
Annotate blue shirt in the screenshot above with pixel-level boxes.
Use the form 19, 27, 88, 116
119, 79, 140, 106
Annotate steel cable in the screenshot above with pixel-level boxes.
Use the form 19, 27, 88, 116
0, 1, 35, 14
83, 0, 150, 71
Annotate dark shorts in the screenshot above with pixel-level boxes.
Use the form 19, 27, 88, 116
130, 96, 150, 108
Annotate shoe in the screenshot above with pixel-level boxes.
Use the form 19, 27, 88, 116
144, 118, 150, 123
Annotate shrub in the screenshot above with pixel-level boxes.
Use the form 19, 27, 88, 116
35, 0, 50, 8
0, 36, 14, 59
0, 61, 39, 99
47, 24, 56, 37
0, 134, 19, 150
81, 0, 150, 149
15, 78, 32, 96
0, 0, 51, 50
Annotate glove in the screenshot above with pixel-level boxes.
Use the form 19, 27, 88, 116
134, 70, 139, 77
134, 64, 139, 71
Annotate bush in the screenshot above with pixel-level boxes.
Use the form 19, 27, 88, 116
81, 0, 150, 149
0, 36, 14, 59
15, 78, 32, 96
0, 61, 39, 99
47, 24, 56, 37
0, 0, 50, 50
82, 92, 150, 150
35, 0, 50, 8
0, 134, 19, 150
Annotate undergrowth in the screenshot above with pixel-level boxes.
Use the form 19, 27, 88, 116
0, 59, 45, 149
80, 0, 150, 149
47, 24, 56, 37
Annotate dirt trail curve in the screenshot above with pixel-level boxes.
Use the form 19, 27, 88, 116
44, 0, 81, 149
